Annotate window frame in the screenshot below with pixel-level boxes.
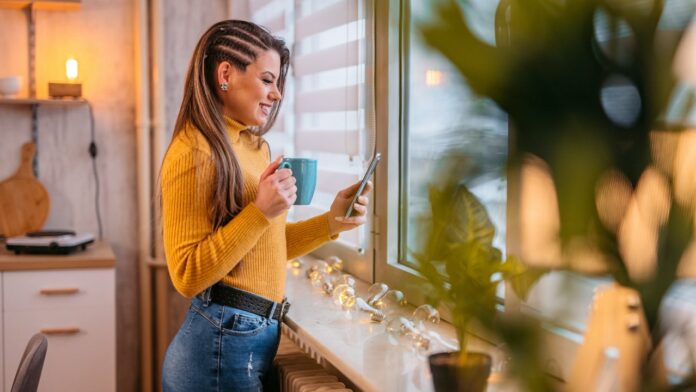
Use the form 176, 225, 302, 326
373, 0, 433, 306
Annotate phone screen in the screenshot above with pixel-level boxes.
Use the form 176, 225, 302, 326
345, 152, 381, 218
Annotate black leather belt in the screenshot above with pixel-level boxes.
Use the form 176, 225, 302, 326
209, 283, 290, 321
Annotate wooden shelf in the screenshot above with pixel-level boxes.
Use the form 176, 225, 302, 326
0, 0, 80, 10
0, 97, 86, 106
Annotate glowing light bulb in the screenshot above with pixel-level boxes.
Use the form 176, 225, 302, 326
66, 58, 78, 81
412, 304, 440, 332
305, 265, 319, 279
326, 256, 344, 272
289, 259, 303, 269
425, 69, 443, 87
331, 284, 356, 310
373, 289, 406, 316
355, 297, 385, 322
366, 282, 389, 306
333, 273, 355, 288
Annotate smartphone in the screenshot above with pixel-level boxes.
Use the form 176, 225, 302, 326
345, 152, 381, 218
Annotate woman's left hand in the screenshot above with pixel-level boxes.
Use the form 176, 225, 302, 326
327, 180, 373, 235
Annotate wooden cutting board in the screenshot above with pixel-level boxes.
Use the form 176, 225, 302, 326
0, 143, 50, 237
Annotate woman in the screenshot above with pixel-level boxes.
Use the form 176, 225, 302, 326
160, 20, 371, 391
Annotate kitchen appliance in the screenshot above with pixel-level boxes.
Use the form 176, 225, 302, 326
6, 233, 95, 255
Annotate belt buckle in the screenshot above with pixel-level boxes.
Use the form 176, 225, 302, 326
279, 299, 291, 320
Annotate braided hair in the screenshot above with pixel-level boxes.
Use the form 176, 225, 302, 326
171, 20, 290, 229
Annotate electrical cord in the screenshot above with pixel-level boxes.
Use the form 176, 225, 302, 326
86, 102, 103, 240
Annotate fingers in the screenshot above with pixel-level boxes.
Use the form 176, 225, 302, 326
275, 168, 293, 182
334, 199, 368, 226
339, 179, 374, 199
360, 181, 373, 196
338, 179, 364, 197
260, 156, 283, 180
281, 178, 297, 190
351, 202, 367, 215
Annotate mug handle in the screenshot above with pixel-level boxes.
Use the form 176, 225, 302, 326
279, 161, 292, 170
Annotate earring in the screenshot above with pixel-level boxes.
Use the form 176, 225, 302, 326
220, 82, 229, 91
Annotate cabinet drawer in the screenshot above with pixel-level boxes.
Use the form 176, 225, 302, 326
4, 305, 116, 392
3, 268, 114, 311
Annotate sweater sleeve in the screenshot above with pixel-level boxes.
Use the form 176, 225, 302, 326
285, 212, 339, 260
161, 150, 271, 297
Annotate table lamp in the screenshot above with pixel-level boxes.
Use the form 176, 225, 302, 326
49, 57, 82, 98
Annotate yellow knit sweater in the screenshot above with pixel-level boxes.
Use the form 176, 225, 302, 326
161, 117, 336, 302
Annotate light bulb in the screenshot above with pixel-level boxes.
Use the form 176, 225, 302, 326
373, 289, 406, 316
305, 265, 320, 279
66, 58, 78, 81
366, 282, 389, 306
412, 304, 440, 332
355, 297, 385, 322
326, 256, 344, 273
331, 284, 356, 310
289, 259, 303, 269
333, 273, 355, 288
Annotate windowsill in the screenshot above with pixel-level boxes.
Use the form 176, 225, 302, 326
283, 255, 515, 392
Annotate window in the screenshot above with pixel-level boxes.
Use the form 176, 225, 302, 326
375, 0, 696, 382
399, 0, 508, 269
374, 0, 511, 310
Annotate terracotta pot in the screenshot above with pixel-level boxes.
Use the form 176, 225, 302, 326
429, 351, 492, 392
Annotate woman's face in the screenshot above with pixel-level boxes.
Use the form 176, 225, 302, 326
218, 49, 282, 127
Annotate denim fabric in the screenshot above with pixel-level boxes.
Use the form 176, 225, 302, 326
162, 289, 281, 392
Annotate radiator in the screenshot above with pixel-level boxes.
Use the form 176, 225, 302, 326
276, 324, 354, 392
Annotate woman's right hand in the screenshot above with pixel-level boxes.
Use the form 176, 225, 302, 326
254, 156, 297, 220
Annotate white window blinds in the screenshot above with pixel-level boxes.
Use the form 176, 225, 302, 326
293, 0, 370, 249
249, 0, 293, 160
250, 0, 373, 250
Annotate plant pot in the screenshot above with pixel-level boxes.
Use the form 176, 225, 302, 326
429, 351, 492, 392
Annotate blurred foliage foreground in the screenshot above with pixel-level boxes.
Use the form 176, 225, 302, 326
415, 0, 696, 390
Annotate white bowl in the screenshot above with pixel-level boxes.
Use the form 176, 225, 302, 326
0, 76, 21, 98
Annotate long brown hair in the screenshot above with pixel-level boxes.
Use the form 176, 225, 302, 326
171, 20, 289, 229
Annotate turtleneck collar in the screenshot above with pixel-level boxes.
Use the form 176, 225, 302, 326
223, 116, 249, 143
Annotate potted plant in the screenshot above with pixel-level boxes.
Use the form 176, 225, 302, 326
412, 153, 545, 392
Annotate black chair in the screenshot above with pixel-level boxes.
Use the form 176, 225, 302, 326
11, 333, 48, 392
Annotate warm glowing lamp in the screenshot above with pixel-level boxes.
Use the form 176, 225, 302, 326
66, 58, 78, 81
49, 57, 82, 98
425, 69, 443, 87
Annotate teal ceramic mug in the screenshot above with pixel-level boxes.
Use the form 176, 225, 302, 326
279, 158, 317, 205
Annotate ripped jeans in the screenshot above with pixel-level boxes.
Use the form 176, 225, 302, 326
162, 288, 281, 392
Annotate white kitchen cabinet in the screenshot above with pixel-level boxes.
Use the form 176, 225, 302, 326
0, 242, 115, 392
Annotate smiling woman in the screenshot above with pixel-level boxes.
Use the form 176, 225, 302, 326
159, 19, 373, 392
218, 50, 283, 127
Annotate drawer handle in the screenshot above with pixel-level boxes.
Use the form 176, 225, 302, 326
39, 287, 80, 296
40, 327, 81, 335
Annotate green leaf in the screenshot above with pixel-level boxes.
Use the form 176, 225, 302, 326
502, 256, 548, 301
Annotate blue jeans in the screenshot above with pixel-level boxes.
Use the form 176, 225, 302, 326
162, 288, 281, 392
